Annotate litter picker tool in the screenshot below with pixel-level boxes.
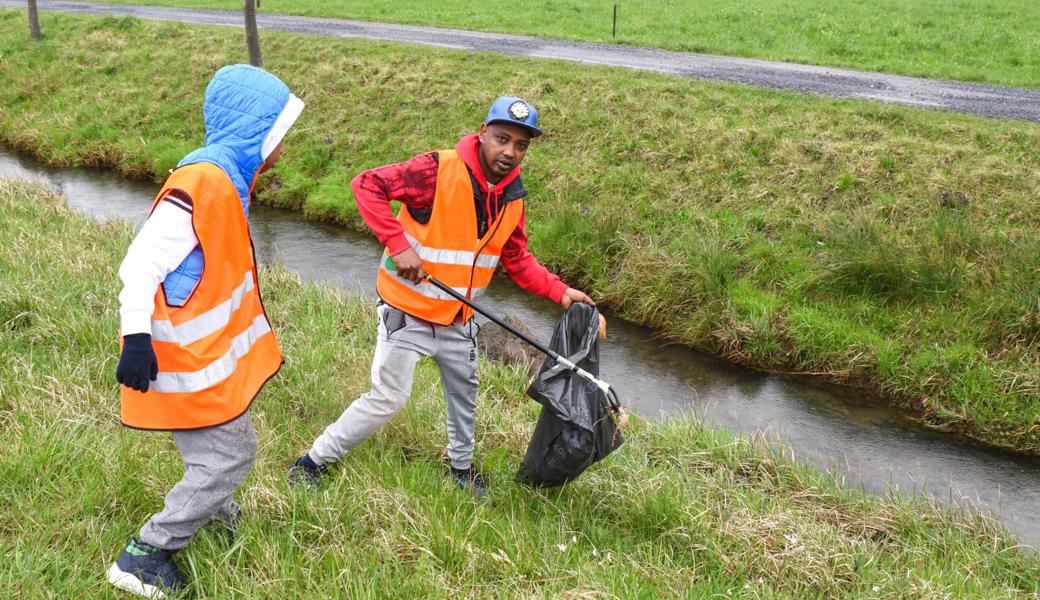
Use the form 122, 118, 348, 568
420, 273, 624, 414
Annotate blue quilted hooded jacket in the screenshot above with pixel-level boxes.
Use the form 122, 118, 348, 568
163, 64, 295, 305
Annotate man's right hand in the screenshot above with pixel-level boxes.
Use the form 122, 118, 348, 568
116, 333, 159, 393
392, 247, 426, 284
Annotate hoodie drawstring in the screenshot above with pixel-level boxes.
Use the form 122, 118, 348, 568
486, 186, 502, 233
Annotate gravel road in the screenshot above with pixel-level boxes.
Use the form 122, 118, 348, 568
10, 0, 1040, 121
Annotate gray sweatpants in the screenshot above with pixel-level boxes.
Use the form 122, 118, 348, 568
309, 303, 479, 470
138, 411, 257, 550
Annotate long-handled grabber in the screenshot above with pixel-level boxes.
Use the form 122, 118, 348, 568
420, 274, 624, 415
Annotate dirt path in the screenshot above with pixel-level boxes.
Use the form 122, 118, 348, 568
11, 0, 1040, 121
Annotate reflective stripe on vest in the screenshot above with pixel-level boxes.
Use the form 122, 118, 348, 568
403, 232, 501, 270
150, 271, 254, 345
379, 259, 488, 301
151, 315, 272, 393
375, 149, 523, 325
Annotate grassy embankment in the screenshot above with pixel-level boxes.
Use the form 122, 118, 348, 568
75, 0, 1040, 88
2, 177, 1039, 597
2, 11, 1040, 453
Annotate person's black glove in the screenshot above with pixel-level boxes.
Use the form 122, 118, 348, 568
116, 333, 159, 393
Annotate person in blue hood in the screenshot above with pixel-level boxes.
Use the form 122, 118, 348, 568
109, 64, 303, 598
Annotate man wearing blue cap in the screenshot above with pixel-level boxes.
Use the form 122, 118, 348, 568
290, 97, 594, 495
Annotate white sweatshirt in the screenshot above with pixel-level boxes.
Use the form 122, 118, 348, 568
117, 199, 197, 336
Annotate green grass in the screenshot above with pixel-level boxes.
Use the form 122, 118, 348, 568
2, 176, 1039, 598
69, 0, 1040, 88
2, 11, 1040, 455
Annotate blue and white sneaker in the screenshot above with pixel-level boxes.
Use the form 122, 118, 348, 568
107, 538, 184, 598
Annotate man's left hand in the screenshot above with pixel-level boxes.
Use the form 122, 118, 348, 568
560, 287, 595, 309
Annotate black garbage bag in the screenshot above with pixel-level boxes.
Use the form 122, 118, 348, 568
516, 303, 623, 487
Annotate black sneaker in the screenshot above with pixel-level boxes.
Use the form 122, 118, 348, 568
107, 538, 184, 598
450, 466, 487, 497
288, 454, 327, 490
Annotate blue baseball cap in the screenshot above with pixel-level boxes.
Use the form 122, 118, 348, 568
485, 96, 543, 137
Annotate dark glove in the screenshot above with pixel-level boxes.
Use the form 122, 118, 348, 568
116, 333, 159, 393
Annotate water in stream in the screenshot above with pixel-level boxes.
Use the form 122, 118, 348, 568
2, 148, 1038, 546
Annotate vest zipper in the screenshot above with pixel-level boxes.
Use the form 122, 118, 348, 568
467, 204, 507, 301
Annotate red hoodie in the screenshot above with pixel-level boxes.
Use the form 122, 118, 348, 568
350, 134, 569, 303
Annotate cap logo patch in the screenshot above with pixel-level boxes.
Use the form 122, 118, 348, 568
508, 101, 530, 120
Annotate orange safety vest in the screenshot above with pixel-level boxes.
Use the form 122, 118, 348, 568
120, 162, 283, 430
376, 149, 524, 325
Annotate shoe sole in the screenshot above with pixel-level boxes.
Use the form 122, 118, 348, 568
107, 562, 165, 599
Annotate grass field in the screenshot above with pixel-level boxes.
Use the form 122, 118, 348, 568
2, 11, 1040, 455
70, 0, 1040, 88
2, 177, 1039, 597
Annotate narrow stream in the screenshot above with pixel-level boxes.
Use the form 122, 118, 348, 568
3, 148, 1038, 546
